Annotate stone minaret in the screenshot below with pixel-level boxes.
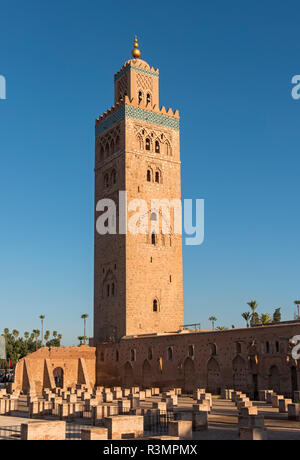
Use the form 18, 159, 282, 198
94, 37, 183, 343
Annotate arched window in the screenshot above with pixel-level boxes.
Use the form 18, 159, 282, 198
153, 299, 158, 312
188, 345, 194, 358
147, 170, 151, 182
155, 171, 160, 183
130, 349, 136, 362
148, 347, 153, 360
116, 350, 119, 362
151, 233, 156, 245
116, 136, 120, 149
151, 212, 157, 221
111, 283, 115, 296
155, 140, 160, 153
138, 91, 143, 104
105, 142, 110, 157
104, 174, 109, 188
146, 93, 151, 104
168, 347, 173, 361
107, 284, 110, 297
145, 138, 151, 151
111, 170, 117, 184
100, 352, 104, 362
236, 342, 242, 354
275, 341, 279, 353
266, 342, 270, 353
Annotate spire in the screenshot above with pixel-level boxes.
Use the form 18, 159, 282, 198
131, 35, 141, 59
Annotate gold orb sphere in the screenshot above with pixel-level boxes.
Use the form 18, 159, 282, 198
132, 48, 141, 58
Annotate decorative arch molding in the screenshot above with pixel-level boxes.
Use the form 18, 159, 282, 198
207, 357, 221, 395
134, 126, 172, 156
142, 359, 152, 386
232, 355, 247, 391
123, 361, 134, 387
102, 270, 117, 299
183, 357, 195, 393
97, 125, 122, 163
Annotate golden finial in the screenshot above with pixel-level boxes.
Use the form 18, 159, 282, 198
131, 35, 141, 59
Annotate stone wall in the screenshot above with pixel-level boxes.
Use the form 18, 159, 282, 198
96, 322, 300, 397
12, 346, 96, 394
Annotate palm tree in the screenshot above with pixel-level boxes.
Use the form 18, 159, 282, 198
12, 330, 19, 339
81, 314, 89, 345
24, 332, 29, 341
294, 301, 300, 320
3, 328, 9, 336
57, 334, 62, 343
242, 312, 251, 328
39, 315, 45, 345
44, 330, 50, 343
209, 316, 217, 331
216, 326, 228, 331
78, 336, 84, 345
260, 313, 271, 324
33, 329, 40, 350
53, 331, 57, 339
247, 300, 259, 326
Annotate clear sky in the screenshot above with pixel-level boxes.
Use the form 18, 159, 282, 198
0, 0, 299, 345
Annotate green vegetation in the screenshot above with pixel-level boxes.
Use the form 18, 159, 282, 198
272, 308, 281, 323
0, 328, 62, 368
81, 314, 89, 345
244, 301, 284, 327
209, 316, 217, 330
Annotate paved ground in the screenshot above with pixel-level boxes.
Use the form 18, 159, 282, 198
1, 396, 300, 440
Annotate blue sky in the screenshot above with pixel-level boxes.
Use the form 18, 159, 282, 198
0, 0, 299, 344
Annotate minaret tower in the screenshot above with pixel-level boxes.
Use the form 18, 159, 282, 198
94, 37, 183, 343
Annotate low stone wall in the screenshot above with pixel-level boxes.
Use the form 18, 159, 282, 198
12, 346, 96, 394
21, 421, 66, 440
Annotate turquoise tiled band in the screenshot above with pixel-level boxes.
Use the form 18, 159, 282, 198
95, 105, 179, 137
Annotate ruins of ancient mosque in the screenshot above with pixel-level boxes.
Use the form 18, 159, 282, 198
12, 38, 300, 399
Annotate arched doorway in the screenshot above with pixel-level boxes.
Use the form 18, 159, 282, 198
183, 358, 195, 394
142, 360, 152, 387
53, 367, 64, 388
207, 358, 221, 394
123, 362, 134, 387
269, 365, 280, 393
232, 356, 247, 392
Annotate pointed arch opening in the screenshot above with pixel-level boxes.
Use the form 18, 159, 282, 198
142, 359, 152, 386
153, 299, 158, 312
53, 367, 64, 388
207, 357, 221, 394
232, 355, 247, 391
155, 140, 160, 153
145, 138, 151, 151
183, 357, 195, 393
167, 347, 173, 361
